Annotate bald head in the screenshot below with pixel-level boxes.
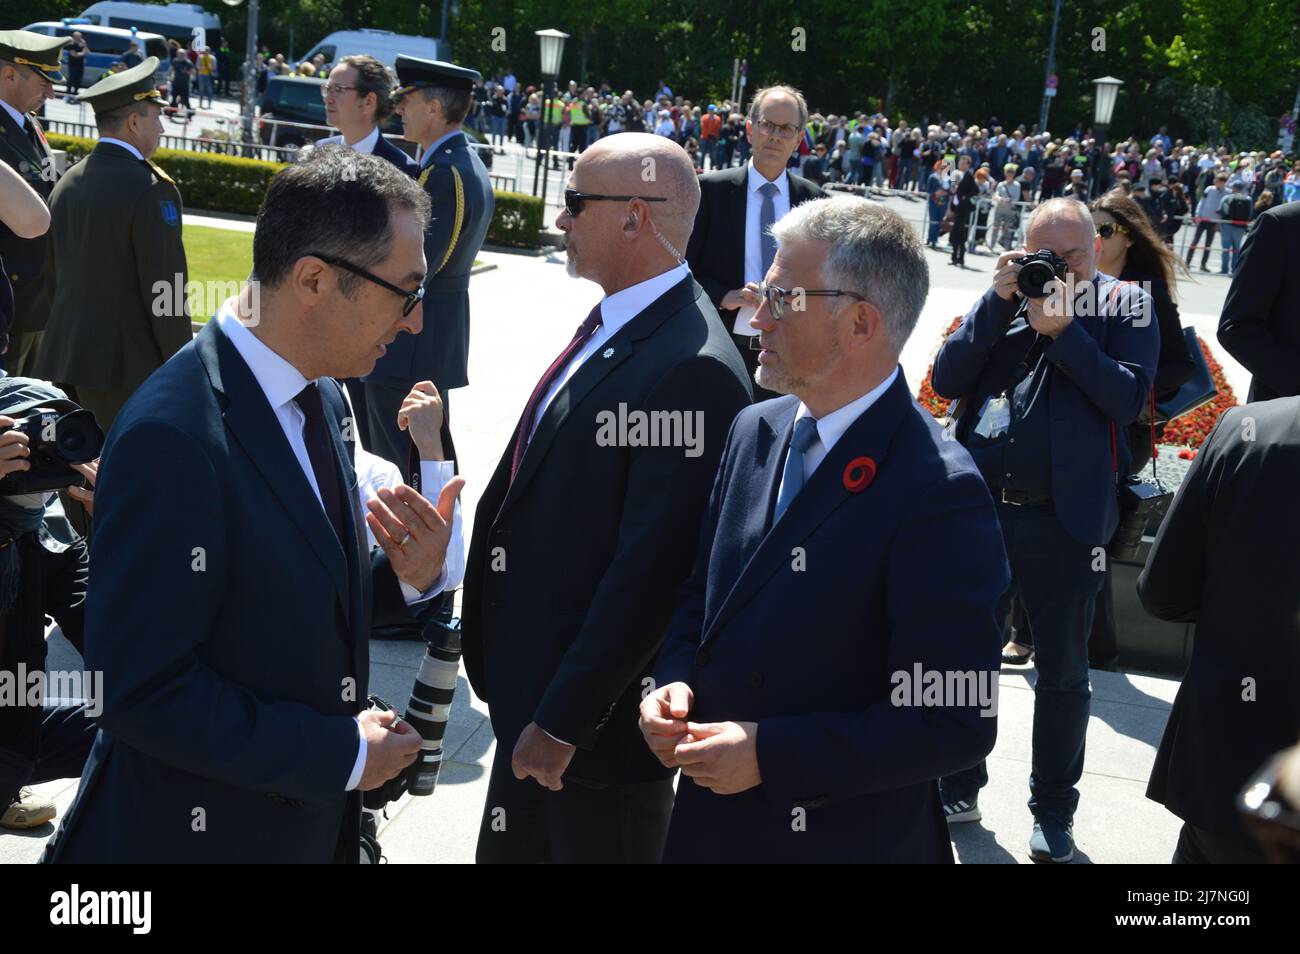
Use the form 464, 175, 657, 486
573, 133, 699, 248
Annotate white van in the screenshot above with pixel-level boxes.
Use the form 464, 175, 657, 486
77, 2, 224, 50
23, 21, 170, 88
301, 30, 448, 72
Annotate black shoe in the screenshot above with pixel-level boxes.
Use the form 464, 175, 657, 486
1029, 817, 1075, 863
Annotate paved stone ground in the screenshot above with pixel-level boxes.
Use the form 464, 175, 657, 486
5, 209, 1228, 863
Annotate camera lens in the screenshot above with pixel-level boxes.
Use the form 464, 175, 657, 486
51, 410, 104, 464
1017, 260, 1056, 298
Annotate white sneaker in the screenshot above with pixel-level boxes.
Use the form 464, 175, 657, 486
943, 797, 982, 824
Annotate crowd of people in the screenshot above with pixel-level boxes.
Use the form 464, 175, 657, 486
0, 24, 1297, 866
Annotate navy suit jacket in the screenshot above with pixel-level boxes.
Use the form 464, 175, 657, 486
932, 277, 1159, 546
42, 321, 411, 863
367, 131, 494, 392
372, 132, 420, 177
654, 372, 1009, 863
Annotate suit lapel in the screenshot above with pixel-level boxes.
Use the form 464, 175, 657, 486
195, 323, 352, 616
0, 115, 39, 168
320, 380, 370, 667
500, 277, 696, 514
732, 167, 748, 286
702, 370, 914, 644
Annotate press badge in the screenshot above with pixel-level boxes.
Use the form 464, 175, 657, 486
973, 393, 1011, 439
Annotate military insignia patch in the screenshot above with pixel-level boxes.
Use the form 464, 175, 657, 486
160, 200, 179, 226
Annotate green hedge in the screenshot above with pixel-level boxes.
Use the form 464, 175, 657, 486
486, 190, 546, 249
47, 133, 284, 217
47, 134, 548, 247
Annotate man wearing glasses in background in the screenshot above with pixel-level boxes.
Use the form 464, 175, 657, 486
364, 55, 493, 476
461, 133, 750, 862
686, 85, 825, 401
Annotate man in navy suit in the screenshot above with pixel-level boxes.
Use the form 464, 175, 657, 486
931, 198, 1159, 862
642, 197, 1009, 863
41, 150, 463, 863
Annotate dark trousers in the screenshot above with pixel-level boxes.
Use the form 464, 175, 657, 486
1, 702, 98, 808
730, 331, 779, 402
941, 502, 1102, 820
1172, 821, 1267, 864
950, 211, 971, 265
474, 746, 674, 863
6, 330, 44, 378
66, 385, 133, 440
67, 66, 85, 95
1186, 220, 1217, 268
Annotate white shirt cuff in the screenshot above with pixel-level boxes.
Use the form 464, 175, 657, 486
397, 459, 465, 605
345, 717, 367, 791
541, 727, 573, 747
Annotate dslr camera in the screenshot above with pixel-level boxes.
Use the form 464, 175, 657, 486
1014, 248, 1069, 298
0, 406, 103, 496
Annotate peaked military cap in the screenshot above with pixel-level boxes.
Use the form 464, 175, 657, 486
391, 56, 481, 102
0, 29, 71, 83
76, 56, 163, 115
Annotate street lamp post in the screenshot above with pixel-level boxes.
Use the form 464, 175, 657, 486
532, 28, 568, 202
1091, 75, 1123, 197
222, 0, 259, 156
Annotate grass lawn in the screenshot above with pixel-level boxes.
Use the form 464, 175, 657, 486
183, 224, 253, 322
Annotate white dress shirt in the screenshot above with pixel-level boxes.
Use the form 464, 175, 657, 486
215, 302, 463, 791
776, 366, 900, 502
736, 161, 791, 335
96, 136, 144, 161
527, 262, 690, 441
0, 97, 28, 131
316, 126, 381, 154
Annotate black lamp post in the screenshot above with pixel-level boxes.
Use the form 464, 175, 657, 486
1090, 76, 1123, 199
532, 28, 569, 201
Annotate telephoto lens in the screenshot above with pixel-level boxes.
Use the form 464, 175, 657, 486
403, 618, 462, 797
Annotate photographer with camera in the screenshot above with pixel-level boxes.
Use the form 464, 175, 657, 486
0, 379, 102, 831
930, 197, 1159, 862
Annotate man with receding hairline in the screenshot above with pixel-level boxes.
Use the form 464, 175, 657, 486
462, 133, 751, 863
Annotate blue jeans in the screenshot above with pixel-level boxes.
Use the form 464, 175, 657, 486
197, 73, 213, 106
940, 502, 1101, 821
1219, 223, 1243, 274
490, 115, 507, 146
927, 197, 948, 244
1, 701, 99, 807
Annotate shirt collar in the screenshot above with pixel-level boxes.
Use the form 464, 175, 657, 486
0, 98, 26, 129
748, 160, 789, 198
420, 129, 462, 169
215, 299, 313, 414
599, 262, 690, 334
794, 365, 900, 455
98, 137, 144, 161
345, 126, 381, 153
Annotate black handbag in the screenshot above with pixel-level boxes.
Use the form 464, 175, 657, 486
1109, 388, 1175, 561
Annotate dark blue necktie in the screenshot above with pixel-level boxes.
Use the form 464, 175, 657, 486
773, 416, 819, 524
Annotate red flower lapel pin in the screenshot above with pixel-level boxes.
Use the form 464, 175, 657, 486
843, 456, 877, 493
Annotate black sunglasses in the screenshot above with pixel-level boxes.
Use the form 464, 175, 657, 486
1096, 223, 1130, 240
564, 190, 668, 217
308, 252, 424, 316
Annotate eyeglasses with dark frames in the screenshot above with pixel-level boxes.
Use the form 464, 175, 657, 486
308, 252, 425, 316
563, 190, 668, 217
1096, 223, 1130, 239
758, 282, 866, 320
321, 83, 360, 99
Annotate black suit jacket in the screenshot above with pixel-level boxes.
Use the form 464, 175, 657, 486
685, 165, 824, 330
1138, 399, 1300, 840
42, 321, 412, 863
461, 275, 752, 784
1217, 200, 1300, 401
373, 133, 420, 177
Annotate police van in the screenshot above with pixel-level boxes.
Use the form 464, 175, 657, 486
22, 21, 169, 88
76, 2, 224, 51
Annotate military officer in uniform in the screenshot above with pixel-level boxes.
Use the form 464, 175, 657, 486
364, 56, 494, 473
32, 57, 192, 435
0, 30, 69, 375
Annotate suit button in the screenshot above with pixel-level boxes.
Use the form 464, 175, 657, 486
749, 671, 763, 688
696, 649, 711, 666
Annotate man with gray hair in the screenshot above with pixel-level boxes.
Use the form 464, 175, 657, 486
932, 196, 1158, 862
642, 196, 1009, 862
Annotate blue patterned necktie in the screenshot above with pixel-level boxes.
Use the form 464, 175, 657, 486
759, 181, 779, 277
773, 416, 819, 525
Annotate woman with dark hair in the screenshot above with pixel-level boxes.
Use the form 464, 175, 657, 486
948, 154, 977, 267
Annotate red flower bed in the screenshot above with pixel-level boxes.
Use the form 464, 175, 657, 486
916, 318, 1238, 448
